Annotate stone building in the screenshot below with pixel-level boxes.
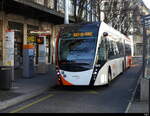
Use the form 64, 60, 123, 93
0, 0, 75, 80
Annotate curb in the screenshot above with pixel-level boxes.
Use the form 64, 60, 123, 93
0, 86, 50, 111
125, 69, 142, 113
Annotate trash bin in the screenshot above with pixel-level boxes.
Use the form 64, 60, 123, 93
0, 66, 13, 90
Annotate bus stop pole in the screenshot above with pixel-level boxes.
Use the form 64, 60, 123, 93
142, 22, 147, 78
140, 18, 149, 101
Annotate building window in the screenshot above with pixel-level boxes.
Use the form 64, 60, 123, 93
47, 0, 55, 9
57, 0, 65, 14
35, 0, 45, 5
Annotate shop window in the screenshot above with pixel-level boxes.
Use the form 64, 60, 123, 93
27, 25, 39, 64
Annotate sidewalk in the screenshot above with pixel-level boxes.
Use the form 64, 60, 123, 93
126, 74, 149, 113
0, 64, 57, 111
128, 57, 149, 113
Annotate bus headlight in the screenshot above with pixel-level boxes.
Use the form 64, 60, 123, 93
93, 71, 98, 75
57, 72, 60, 75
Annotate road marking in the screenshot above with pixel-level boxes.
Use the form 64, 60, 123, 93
10, 94, 54, 113
88, 90, 99, 94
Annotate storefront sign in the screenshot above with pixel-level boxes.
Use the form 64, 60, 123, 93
27, 36, 36, 43
3, 31, 14, 66
37, 37, 44, 44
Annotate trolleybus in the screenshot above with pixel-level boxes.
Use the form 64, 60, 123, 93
55, 22, 132, 86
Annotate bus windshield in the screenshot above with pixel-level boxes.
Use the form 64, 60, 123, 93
58, 23, 99, 72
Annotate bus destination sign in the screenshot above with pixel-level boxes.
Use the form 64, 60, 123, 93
73, 32, 93, 37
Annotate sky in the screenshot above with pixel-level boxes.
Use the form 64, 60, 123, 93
142, 0, 150, 9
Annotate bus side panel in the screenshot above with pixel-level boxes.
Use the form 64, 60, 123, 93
94, 57, 124, 86
94, 63, 109, 86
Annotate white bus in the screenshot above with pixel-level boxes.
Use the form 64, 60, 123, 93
55, 22, 132, 86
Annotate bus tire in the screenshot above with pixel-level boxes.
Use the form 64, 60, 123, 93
107, 68, 112, 85
108, 71, 112, 83
121, 62, 124, 74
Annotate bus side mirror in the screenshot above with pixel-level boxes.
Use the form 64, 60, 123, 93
103, 32, 108, 37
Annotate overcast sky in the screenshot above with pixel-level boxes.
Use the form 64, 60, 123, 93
142, 0, 150, 9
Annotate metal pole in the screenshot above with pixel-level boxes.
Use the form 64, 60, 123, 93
90, 0, 93, 22
142, 22, 147, 78
64, 0, 69, 24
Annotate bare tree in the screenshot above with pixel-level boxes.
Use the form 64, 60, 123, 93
72, 0, 87, 22
71, 0, 141, 35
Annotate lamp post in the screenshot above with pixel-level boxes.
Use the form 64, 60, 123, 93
64, 0, 69, 24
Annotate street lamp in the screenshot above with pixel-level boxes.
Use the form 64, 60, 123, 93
64, 0, 69, 24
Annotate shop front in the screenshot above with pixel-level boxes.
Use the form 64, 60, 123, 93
27, 30, 52, 74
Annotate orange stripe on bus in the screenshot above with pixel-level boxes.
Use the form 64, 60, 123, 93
60, 75, 73, 86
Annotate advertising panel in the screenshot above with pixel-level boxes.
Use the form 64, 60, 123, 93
3, 31, 14, 66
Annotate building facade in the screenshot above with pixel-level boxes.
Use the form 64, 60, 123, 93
0, 0, 74, 80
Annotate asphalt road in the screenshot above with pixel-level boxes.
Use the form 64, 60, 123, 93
1, 64, 142, 113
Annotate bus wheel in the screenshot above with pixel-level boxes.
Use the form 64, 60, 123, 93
121, 62, 124, 74
107, 71, 112, 85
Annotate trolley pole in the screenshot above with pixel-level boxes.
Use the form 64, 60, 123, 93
142, 21, 147, 78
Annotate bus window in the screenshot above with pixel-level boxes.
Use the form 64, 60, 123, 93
117, 42, 124, 57
113, 41, 119, 56
97, 38, 107, 65
125, 44, 131, 56
108, 40, 114, 58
